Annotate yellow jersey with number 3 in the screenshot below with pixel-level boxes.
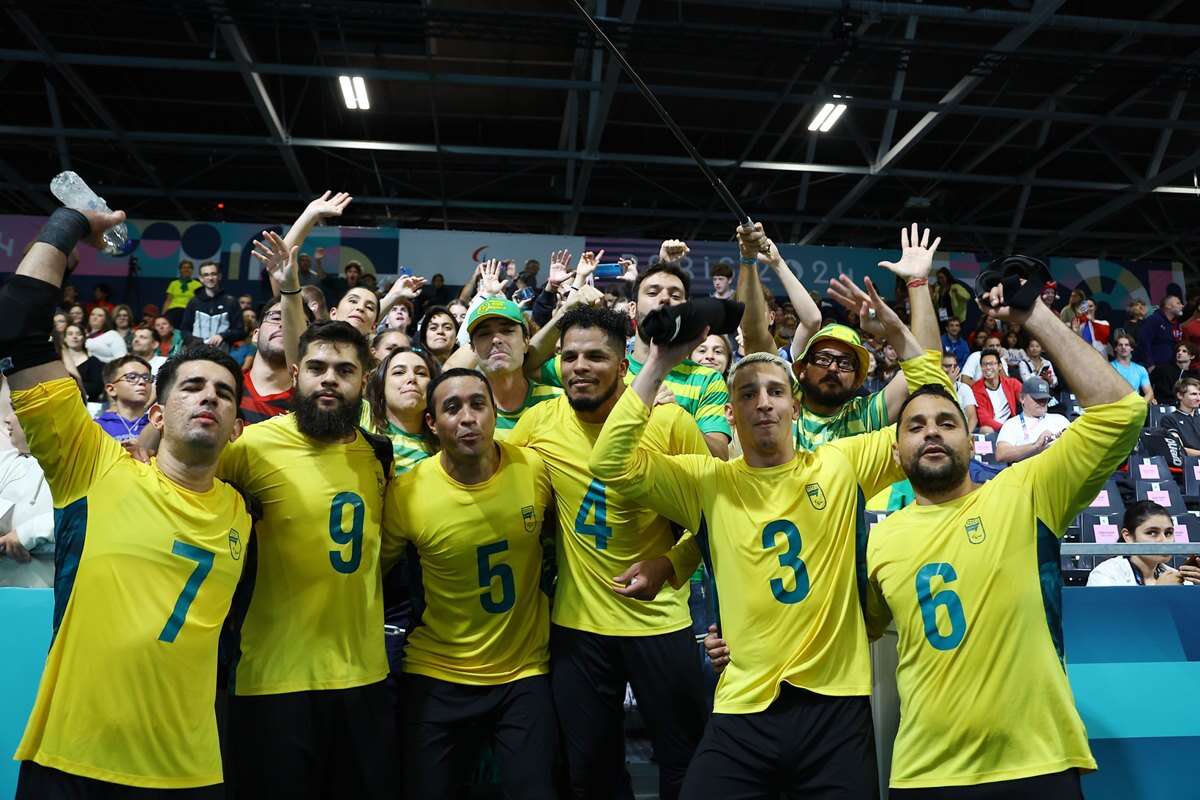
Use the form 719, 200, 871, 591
382, 442, 553, 685
13, 378, 252, 789
217, 413, 390, 696
865, 392, 1144, 788
507, 394, 708, 635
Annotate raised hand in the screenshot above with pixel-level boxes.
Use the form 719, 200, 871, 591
304, 190, 353, 221
547, 249, 576, 290
619, 256, 638, 282
878, 223, 941, 280
659, 239, 690, 263
828, 275, 901, 339
478, 258, 508, 298
577, 249, 605, 284
76, 208, 128, 251
976, 278, 1037, 327
561, 284, 605, 312
736, 223, 767, 260
251, 230, 299, 291
385, 274, 426, 301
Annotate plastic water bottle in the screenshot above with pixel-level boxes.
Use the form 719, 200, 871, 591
49, 171, 129, 255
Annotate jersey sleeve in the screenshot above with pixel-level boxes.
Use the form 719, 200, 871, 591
901, 349, 954, 395
380, 476, 415, 573
10, 377, 125, 507
693, 370, 732, 439
1017, 392, 1144, 535
505, 401, 539, 448
845, 389, 889, 432
827, 424, 906, 501
660, 407, 711, 586
537, 355, 563, 389
589, 389, 707, 532
215, 434, 250, 489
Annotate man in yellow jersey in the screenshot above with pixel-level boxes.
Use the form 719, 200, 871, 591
381, 367, 557, 799
217, 320, 396, 799
443, 297, 562, 439
865, 280, 1144, 798
2, 205, 252, 798
507, 305, 710, 800
589, 278, 950, 799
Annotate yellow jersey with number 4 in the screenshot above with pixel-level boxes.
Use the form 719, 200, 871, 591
382, 442, 552, 685
13, 378, 252, 789
865, 392, 1144, 788
217, 413, 390, 696
507, 394, 708, 636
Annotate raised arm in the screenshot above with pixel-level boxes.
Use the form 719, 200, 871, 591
735, 224, 775, 356
880, 224, 943, 352
767, 248, 822, 355
252, 231, 304, 369
270, 191, 352, 296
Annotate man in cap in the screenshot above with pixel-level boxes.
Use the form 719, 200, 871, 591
994, 375, 1071, 463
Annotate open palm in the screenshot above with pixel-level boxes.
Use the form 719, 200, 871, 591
878, 223, 941, 280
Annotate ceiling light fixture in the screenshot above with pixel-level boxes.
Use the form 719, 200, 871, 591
808, 95, 848, 133
339, 75, 370, 110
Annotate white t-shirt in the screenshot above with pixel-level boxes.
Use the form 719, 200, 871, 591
148, 354, 167, 377
955, 383, 976, 411
1085, 556, 1183, 586
986, 385, 1012, 424
996, 412, 1070, 447
961, 350, 982, 382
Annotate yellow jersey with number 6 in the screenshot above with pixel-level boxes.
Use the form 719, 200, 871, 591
13, 378, 252, 789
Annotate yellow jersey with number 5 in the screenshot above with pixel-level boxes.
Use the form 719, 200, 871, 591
13, 378, 252, 789
217, 413, 390, 696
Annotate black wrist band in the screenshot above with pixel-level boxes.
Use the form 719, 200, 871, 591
280, 288, 301, 295
35, 208, 91, 257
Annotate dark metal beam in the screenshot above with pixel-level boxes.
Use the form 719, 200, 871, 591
1147, 88, 1188, 179
0, 159, 56, 214
43, 76, 70, 172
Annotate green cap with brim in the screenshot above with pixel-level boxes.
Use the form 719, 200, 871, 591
795, 323, 872, 388
466, 297, 527, 335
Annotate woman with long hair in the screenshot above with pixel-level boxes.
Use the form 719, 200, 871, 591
62, 323, 106, 403
112, 304, 135, 349
418, 306, 459, 365
84, 306, 127, 363
365, 347, 441, 476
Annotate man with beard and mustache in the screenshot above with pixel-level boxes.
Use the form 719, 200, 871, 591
507, 305, 710, 800
590, 275, 950, 799
863, 283, 1143, 798
381, 368, 558, 799
737, 223, 945, 452
217, 320, 397, 798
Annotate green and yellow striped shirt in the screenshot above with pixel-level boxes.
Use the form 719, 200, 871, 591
540, 355, 731, 440
383, 422, 435, 476
494, 379, 563, 441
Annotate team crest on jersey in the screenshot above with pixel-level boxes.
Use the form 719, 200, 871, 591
805, 483, 826, 510
522, 505, 536, 532
965, 517, 986, 545
228, 529, 243, 560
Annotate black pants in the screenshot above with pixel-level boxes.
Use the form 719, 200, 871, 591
15, 761, 223, 800
680, 685, 877, 800
889, 769, 1083, 800
550, 624, 708, 800
400, 673, 558, 800
224, 680, 397, 799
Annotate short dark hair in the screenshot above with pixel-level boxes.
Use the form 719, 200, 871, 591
258, 296, 314, 326
366, 346, 442, 435
155, 344, 244, 405
137, 325, 161, 344
344, 261, 362, 275
198, 261, 219, 274
103, 354, 152, 384
979, 347, 1002, 365
634, 261, 692, 298
419, 305, 458, 345
1175, 377, 1200, 398
1161, 292, 1182, 306
1122, 499, 1170, 536
895, 383, 968, 430
559, 305, 628, 357
297, 320, 371, 370
425, 367, 495, 422
711, 261, 733, 279
1114, 332, 1136, 348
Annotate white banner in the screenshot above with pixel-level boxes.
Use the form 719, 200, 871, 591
395, 229, 587, 284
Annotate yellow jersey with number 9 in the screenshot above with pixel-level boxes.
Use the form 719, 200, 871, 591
217, 413, 390, 696
13, 378, 252, 789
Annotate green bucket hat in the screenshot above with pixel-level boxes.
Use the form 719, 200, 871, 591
795, 323, 872, 387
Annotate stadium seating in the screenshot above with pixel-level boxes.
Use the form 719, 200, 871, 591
972, 432, 1001, 465
1134, 479, 1187, 516
1128, 454, 1172, 484
1083, 478, 1126, 517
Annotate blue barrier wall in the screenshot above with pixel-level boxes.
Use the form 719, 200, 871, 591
0, 588, 52, 798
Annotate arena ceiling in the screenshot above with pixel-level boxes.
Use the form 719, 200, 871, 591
2, 0, 1199, 268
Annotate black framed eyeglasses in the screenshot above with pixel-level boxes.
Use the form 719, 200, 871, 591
808, 352, 859, 373
117, 372, 152, 385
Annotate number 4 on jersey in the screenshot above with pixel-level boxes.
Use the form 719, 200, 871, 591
575, 479, 613, 550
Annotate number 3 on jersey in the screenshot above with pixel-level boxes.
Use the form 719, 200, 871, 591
575, 479, 612, 550
761, 520, 810, 604
916, 562, 967, 650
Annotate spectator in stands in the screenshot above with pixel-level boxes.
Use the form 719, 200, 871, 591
1150, 342, 1198, 404
994, 376, 1070, 463
364, 347, 439, 474
129, 327, 167, 376
1137, 292, 1184, 370
1161, 377, 1200, 457
1002, 329, 1027, 378
240, 298, 297, 424
383, 297, 414, 334
1059, 286, 1086, 324
315, 247, 362, 305
1039, 281, 1059, 311
941, 317, 969, 367
1179, 299, 1200, 350
327, 285, 380, 338
51, 312, 67, 336
140, 303, 159, 327
932, 267, 971, 323
181, 261, 244, 351
0, 386, 54, 589
710, 261, 734, 300
295, 252, 321, 287
1017, 337, 1058, 392
153, 315, 187, 358
300, 285, 329, 321
112, 304, 135, 350
162, 260, 200, 328
1086, 501, 1196, 586
960, 334, 1002, 385
84, 307, 127, 364
87, 283, 115, 315
94, 356, 153, 443
360, 272, 378, 295
692, 334, 733, 378
1127, 298, 1149, 327
417, 272, 453, 315
972, 348, 1022, 434
941, 352, 978, 433
58, 283, 79, 314
1110, 332, 1155, 403
228, 308, 258, 370
370, 330, 411, 364
62, 323, 105, 404
1070, 298, 1112, 357
447, 298, 470, 328
66, 302, 85, 326
419, 305, 459, 366
239, 294, 253, 311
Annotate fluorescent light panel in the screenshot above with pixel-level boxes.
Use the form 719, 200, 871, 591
808, 103, 836, 131
339, 75, 370, 110
819, 103, 847, 132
